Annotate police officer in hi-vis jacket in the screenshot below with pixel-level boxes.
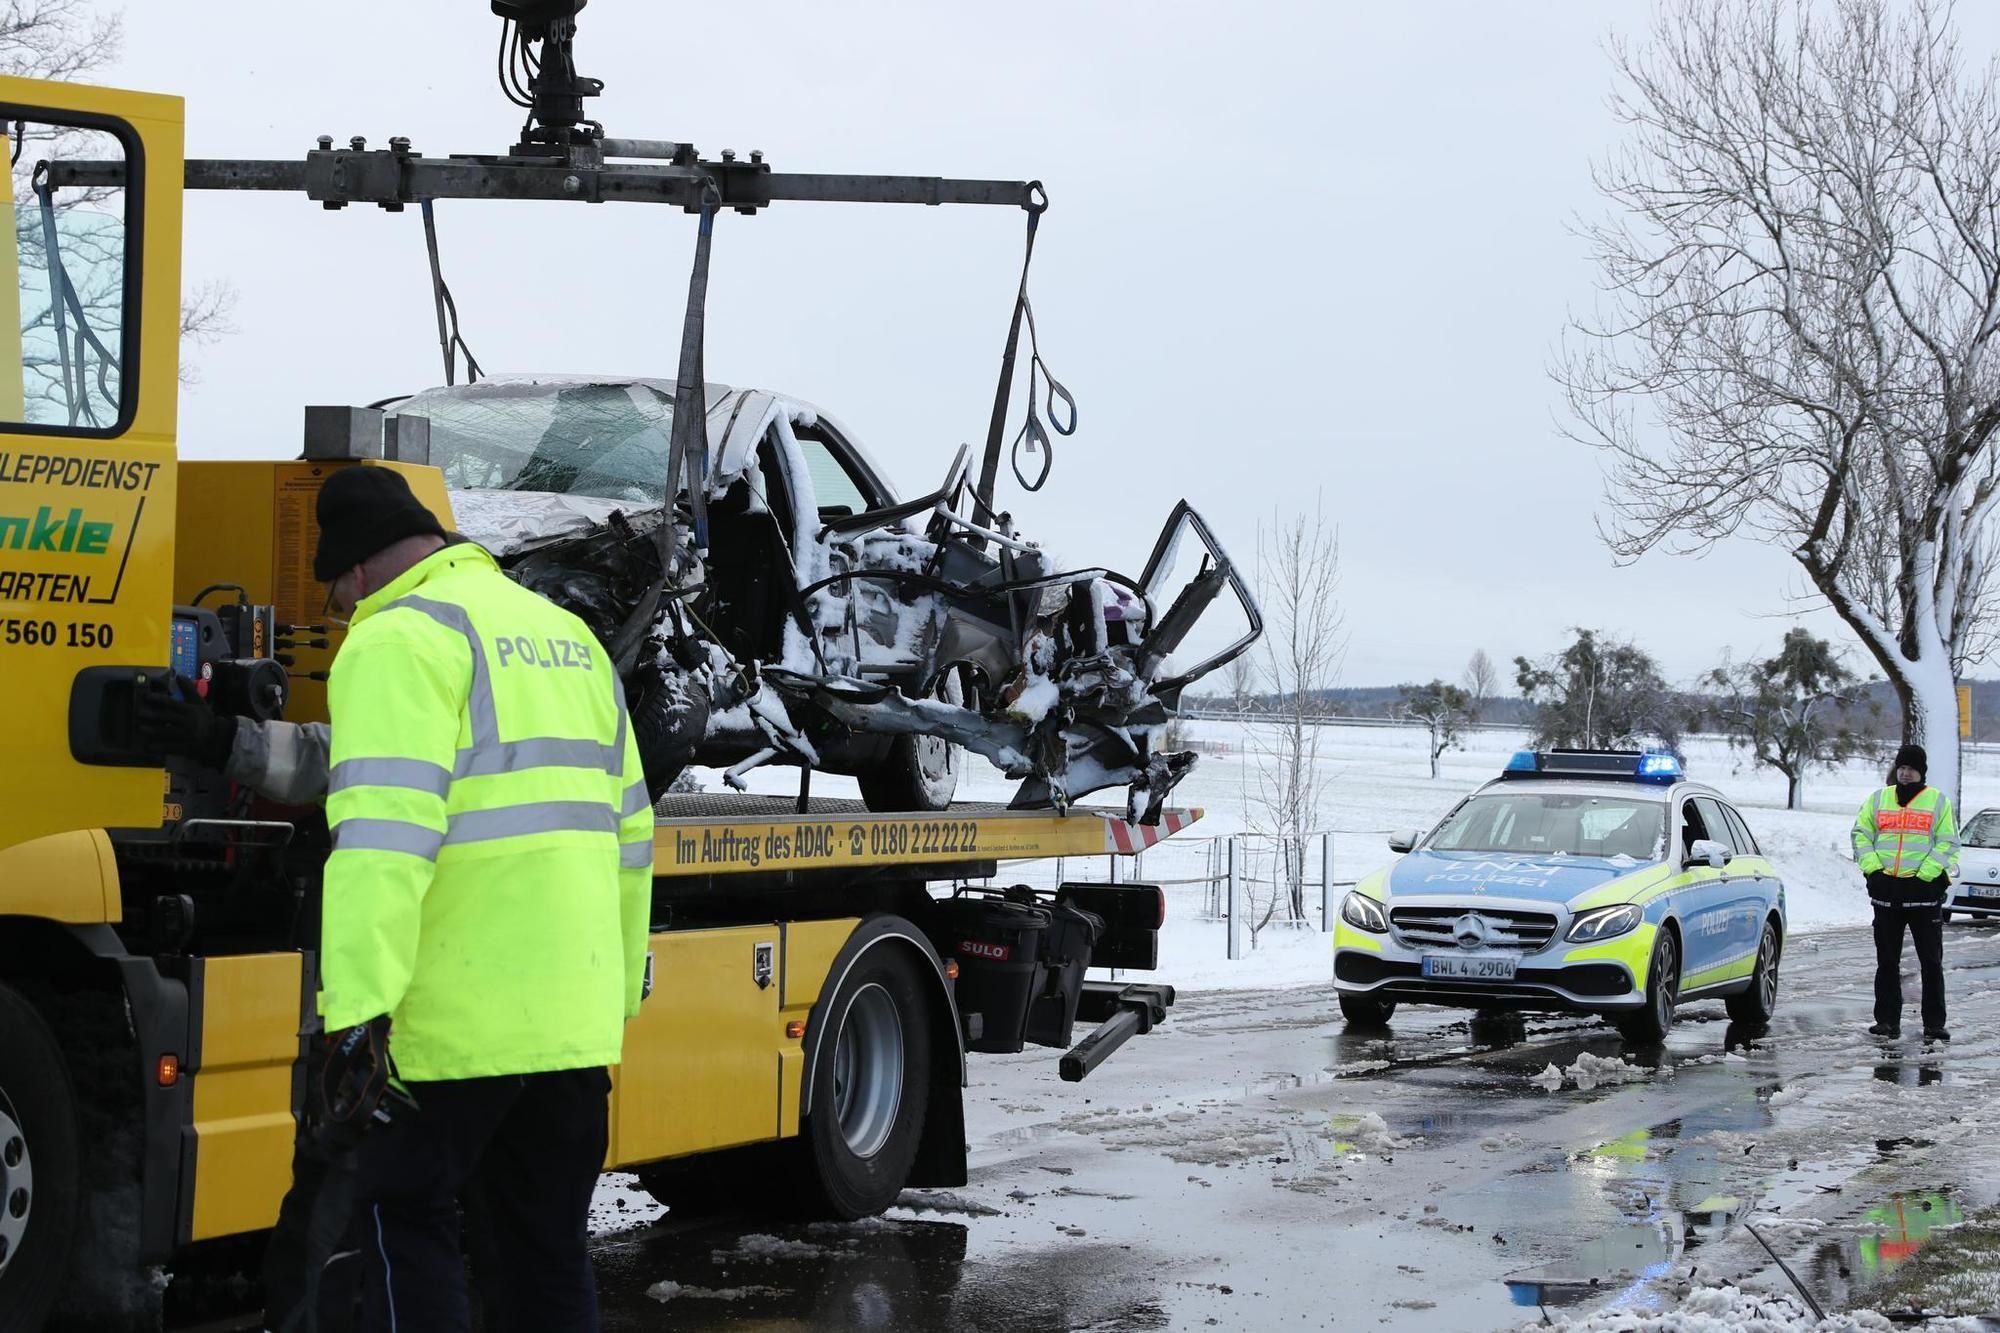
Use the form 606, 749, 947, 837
1853, 744, 1959, 1042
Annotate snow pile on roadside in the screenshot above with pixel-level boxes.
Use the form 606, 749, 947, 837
1327, 1111, 1413, 1154
1523, 1282, 1984, 1330
1534, 1051, 1652, 1092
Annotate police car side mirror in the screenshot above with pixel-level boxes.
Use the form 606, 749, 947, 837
1388, 829, 1420, 854
1686, 838, 1732, 871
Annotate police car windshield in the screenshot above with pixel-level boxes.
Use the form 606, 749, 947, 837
1428, 792, 1666, 859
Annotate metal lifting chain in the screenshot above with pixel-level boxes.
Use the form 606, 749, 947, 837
420, 200, 483, 387
975, 183, 1077, 515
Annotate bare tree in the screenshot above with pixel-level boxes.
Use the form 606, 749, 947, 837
1561, 0, 2000, 806
1225, 653, 1256, 715
1706, 627, 1880, 809
1462, 648, 1498, 723
1400, 679, 1474, 779
1245, 502, 1343, 942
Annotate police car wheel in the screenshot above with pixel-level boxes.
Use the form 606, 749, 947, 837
799, 949, 933, 1219
1616, 930, 1679, 1046
0, 984, 79, 1333
1338, 995, 1397, 1028
1725, 921, 1780, 1025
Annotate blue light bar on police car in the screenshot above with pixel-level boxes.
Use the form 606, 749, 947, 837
1504, 749, 1539, 773
1636, 751, 1682, 780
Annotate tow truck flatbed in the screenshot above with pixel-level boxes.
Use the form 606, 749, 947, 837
650, 795, 1200, 881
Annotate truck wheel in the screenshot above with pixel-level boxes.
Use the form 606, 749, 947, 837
1724, 921, 1781, 1025
857, 669, 966, 813
799, 949, 932, 1219
1616, 929, 1680, 1046
0, 984, 79, 1333
1338, 995, 1396, 1028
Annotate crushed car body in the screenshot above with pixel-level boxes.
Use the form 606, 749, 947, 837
381, 375, 1260, 819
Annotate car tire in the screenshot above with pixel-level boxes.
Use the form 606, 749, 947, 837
1338, 995, 1397, 1028
0, 984, 80, 1333
796, 949, 932, 1219
1616, 928, 1680, 1046
1724, 920, 1781, 1025
857, 668, 966, 814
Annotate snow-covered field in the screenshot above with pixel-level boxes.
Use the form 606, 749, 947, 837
694, 719, 2000, 992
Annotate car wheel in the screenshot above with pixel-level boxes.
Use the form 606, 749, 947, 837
1338, 995, 1396, 1028
857, 668, 966, 813
1616, 929, 1680, 1046
796, 949, 932, 1219
1724, 920, 1780, 1025
0, 985, 79, 1333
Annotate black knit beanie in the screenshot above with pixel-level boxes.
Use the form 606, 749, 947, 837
313, 467, 447, 582
1892, 744, 1928, 781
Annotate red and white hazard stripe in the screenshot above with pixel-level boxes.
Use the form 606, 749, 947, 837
1103, 807, 1199, 855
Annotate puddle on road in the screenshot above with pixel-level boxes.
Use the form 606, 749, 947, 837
1801, 1188, 1968, 1312
1504, 1217, 1682, 1311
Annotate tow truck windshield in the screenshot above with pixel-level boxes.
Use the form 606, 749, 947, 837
1428, 791, 1666, 859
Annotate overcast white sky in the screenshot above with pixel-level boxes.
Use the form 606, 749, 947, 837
91, 2, 2000, 690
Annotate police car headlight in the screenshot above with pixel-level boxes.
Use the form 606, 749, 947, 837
1341, 892, 1389, 934
1567, 903, 1642, 943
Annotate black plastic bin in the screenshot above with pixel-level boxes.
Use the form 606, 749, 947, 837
932, 895, 1048, 1054
1024, 902, 1103, 1048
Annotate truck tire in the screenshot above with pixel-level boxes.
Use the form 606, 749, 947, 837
857, 669, 966, 813
1616, 928, 1680, 1047
798, 948, 932, 1219
0, 984, 80, 1333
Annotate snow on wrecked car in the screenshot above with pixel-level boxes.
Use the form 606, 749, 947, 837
380, 375, 1259, 819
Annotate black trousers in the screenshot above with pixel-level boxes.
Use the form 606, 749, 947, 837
353, 1066, 611, 1333
1873, 902, 1947, 1032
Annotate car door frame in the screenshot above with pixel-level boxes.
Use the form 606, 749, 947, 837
1686, 795, 1765, 992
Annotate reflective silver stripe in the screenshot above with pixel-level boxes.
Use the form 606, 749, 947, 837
381, 594, 498, 748
611, 670, 631, 772
453, 737, 621, 780
443, 801, 618, 847
334, 818, 444, 860
621, 780, 653, 819
621, 840, 654, 870
329, 757, 452, 799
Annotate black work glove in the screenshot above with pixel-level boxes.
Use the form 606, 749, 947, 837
306, 1014, 398, 1156
134, 674, 238, 767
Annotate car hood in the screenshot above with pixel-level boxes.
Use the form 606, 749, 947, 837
1386, 849, 1650, 907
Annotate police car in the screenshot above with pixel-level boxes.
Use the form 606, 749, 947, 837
1332, 749, 1787, 1044
1946, 807, 2000, 921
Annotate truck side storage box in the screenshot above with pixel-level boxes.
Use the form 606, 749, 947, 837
1024, 901, 1103, 1049
930, 893, 1048, 1054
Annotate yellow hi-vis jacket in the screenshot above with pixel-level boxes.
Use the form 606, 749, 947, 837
1852, 784, 1959, 883
320, 541, 655, 1080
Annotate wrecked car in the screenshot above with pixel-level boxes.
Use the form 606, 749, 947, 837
378, 375, 1259, 820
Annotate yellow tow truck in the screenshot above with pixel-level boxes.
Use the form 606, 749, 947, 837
0, 13, 1209, 1328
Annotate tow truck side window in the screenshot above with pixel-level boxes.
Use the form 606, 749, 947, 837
4, 119, 135, 433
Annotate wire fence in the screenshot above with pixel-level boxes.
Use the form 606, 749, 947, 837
953, 829, 1390, 959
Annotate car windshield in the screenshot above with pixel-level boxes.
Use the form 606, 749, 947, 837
1428, 791, 1666, 859
387, 381, 674, 504
1965, 811, 2000, 848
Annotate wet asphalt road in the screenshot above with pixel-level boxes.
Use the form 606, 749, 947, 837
590, 921, 2000, 1330
165, 922, 2000, 1330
